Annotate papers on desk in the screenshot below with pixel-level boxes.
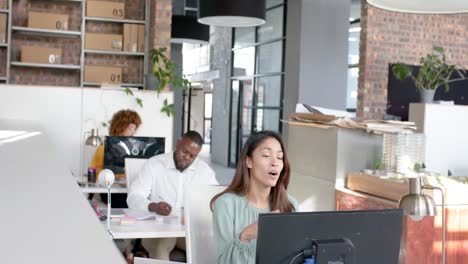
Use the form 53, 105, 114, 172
123, 209, 177, 221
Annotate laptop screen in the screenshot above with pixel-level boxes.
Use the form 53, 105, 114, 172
104, 136, 165, 174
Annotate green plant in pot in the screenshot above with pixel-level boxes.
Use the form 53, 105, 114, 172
392, 46, 467, 103
150, 47, 190, 117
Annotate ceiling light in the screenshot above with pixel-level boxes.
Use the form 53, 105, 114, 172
171, 15, 210, 45
198, 0, 266, 27
367, 0, 468, 14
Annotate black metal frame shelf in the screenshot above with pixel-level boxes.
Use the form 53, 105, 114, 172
12, 26, 81, 38
85, 17, 146, 25
82, 82, 144, 87
84, 50, 145, 56
11, 62, 81, 69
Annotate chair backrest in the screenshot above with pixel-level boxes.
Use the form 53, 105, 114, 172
184, 185, 226, 264
124, 158, 147, 188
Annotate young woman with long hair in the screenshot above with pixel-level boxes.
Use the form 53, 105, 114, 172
211, 131, 299, 264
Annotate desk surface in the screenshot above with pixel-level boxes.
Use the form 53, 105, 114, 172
107, 218, 186, 239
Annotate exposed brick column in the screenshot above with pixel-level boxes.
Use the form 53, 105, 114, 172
357, 0, 468, 119
150, 0, 172, 58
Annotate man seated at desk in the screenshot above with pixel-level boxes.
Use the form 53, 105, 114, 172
127, 130, 218, 260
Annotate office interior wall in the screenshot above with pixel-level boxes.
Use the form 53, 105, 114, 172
282, 0, 350, 143
0, 85, 173, 177
357, 1, 468, 119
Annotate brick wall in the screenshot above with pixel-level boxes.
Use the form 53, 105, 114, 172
357, 1, 468, 119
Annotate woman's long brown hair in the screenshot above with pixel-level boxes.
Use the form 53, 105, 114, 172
211, 131, 294, 212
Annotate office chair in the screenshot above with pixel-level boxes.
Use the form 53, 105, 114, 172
124, 158, 147, 188
184, 184, 225, 264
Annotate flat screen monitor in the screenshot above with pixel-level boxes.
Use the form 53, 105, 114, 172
256, 209, 403, 264
104, 136, 165, 174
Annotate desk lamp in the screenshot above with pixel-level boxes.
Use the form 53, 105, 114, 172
98, 169, 115, 232
399, 177, 445, 264
82, 129, 103, 182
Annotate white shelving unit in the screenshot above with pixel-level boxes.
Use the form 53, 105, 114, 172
0, 43, 7, 47
0, 9, 8, 13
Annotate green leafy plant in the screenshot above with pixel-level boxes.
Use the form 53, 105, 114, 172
392, 46, 467, 92
123, 87, 143, 108
150, 47, 190, 116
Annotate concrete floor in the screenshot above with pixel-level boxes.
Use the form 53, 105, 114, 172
198, 144, 235, 186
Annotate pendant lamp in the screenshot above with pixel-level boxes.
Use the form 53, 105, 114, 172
171, 15, 210, 45
367, 0, 468, 14
198, 0, 266, 27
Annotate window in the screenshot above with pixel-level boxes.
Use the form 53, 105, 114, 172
228, 2, 287, 166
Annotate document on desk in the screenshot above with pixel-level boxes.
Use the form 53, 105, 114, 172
123, 209, 177, 220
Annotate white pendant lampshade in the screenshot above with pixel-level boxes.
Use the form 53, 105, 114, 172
198, 0, 266, 27
367, 0, 468, 14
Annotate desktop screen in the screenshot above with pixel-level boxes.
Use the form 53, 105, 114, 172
104, 136, 165, 174
256, 209, 403, 264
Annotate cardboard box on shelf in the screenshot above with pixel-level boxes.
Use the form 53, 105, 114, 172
0, 1, 7, 9
21, 46, 62, 64
28, 11, 69, 30
85, 33, 122, 51
0, 13, 6, 44
137, 25, 145, 52
123, 24, 138, 52
84, 65, 122, 84
86, 1, 125, 19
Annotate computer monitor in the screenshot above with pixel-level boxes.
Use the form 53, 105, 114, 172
104, 136, 165, 174
256, 209, 403, 264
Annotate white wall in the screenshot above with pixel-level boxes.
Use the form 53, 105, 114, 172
409, 103, 468, 176
0, 84, 173, 178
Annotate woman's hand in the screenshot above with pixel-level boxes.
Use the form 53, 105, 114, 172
239, 221, 258, 242
239, 210, 280, 242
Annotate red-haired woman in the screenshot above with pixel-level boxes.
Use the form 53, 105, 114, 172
211, 131, 299, 264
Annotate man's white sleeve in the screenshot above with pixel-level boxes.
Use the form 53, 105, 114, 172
126, 160, 154, 211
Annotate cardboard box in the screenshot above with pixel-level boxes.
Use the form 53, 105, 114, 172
84, 65, 122, 84
28, 11, 69, 30
0, 13, 6, 44
85, 33, 122, 51
137, 25, 145, 52
123, 24, 138, 52
21, 46, 62, 64
87, 1, 125, 19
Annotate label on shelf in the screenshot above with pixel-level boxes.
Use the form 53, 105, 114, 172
85, 33, 122, 51
84, 65, 122, 84
28, 12, 69, 31
0, 13, 6, 43
87, 1, 125, 19
21, 46, 62, 64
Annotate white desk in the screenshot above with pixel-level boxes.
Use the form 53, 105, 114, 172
78, 181, 128, 193
107, 218, 186, 239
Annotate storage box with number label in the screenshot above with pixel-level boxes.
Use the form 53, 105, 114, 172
84, 65, 122, 84
21, 46, 62, 64
28, 11, 69, 30
86, 1, 125, 19
85, 33, 122, 51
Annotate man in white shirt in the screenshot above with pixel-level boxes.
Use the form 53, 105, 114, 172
127, 130, 218, 260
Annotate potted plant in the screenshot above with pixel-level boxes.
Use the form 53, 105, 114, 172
392, 46, 467, 103
149, 47, 190, 117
